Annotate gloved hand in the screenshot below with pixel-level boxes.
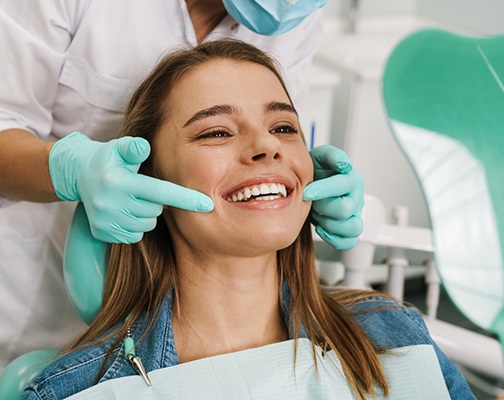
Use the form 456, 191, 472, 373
303, 145, 364, 250
49, 132, 214, 243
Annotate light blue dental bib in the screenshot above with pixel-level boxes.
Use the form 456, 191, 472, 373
66, 339, 449, 400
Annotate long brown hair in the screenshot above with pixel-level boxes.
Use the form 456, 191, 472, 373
70, 39, 389, 398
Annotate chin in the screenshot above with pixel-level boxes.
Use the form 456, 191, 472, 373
248, 226, 301, 252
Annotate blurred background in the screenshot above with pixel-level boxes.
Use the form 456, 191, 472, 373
305, 2, 504, 398
305, 0, 504, 229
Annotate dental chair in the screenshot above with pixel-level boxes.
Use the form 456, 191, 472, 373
0, 203, 107, 399
382, 28, 504, 395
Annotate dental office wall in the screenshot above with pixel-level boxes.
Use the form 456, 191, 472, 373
416, 0, 504, 36
323, 0, 416, 17
311, 0, 504, 229
324, 0, 504, 34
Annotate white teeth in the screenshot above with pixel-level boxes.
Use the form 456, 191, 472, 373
226, 183, 288, 202
256, 195, 280, 201
259, 183, 270, 195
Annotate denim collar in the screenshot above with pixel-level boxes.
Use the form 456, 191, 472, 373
98, 277, 304, 381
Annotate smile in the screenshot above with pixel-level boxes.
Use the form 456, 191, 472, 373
225, 183, 288, 203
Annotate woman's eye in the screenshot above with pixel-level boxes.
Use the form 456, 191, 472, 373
197, 130, 230, 139
272, 125, 298, 134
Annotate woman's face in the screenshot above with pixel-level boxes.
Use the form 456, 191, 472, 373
153, 59, 313, 258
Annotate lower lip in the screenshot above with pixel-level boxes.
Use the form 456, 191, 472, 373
224, 194, 292, 210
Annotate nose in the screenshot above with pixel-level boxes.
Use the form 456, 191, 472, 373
242, 130, 282, 164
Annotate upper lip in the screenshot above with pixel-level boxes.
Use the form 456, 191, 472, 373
223, 176, 294, 200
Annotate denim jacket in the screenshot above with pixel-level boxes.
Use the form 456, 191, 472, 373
23, 284, 475, 399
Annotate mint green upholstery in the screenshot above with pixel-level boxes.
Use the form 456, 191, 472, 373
383, 29, 504, 341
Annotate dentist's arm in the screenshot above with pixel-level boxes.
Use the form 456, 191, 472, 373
0, 130, 214, 244
0, 129, 58, 203
303, 145, 364, 251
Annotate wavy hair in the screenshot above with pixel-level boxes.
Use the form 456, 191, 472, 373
70, 39, 389, 399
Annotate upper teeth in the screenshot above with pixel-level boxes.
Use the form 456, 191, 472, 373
226, 183, 288, 202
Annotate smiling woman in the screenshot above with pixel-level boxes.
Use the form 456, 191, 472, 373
22, 40, 474, 399
153, 54, 313, 259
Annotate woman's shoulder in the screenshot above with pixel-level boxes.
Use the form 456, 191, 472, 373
23, 302, 175, 399
22, 336, 131, 399
344, 294, 477, 399
346, 295, 432, 350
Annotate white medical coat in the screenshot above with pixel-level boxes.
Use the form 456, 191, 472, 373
0, 0, 323, 371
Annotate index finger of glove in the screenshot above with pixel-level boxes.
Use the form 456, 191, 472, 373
126, 174, 214, 212
304, 172, 363, 201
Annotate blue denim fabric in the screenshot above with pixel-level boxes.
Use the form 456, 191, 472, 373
350, 297, 475, 399
23, 286, 475, 399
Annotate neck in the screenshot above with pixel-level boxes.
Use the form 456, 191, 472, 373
172, 253, 288, 363
185, 0, 228, 43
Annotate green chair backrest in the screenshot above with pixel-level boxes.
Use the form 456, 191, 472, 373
64, 202, 107, 326
383, 29, 504, 341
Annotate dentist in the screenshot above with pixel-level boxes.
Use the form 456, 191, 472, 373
0, 0, 364, 370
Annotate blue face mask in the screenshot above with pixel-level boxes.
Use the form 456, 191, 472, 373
222, 0, 327, 36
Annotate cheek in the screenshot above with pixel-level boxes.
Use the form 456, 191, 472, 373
288, 145, 314, 221
157, 149, 223, 194
182, 152, 231, 194
292, 146, 314, 186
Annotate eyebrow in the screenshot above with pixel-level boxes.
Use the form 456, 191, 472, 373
265, 101, 297, 115
182, 101, 297, 128
183, 104, 241, 127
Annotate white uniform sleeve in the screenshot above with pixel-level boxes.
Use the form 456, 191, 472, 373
0, 0, 89, 138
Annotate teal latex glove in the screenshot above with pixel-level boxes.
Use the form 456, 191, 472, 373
303, 145, 364, 250
49, 132, 214, 243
